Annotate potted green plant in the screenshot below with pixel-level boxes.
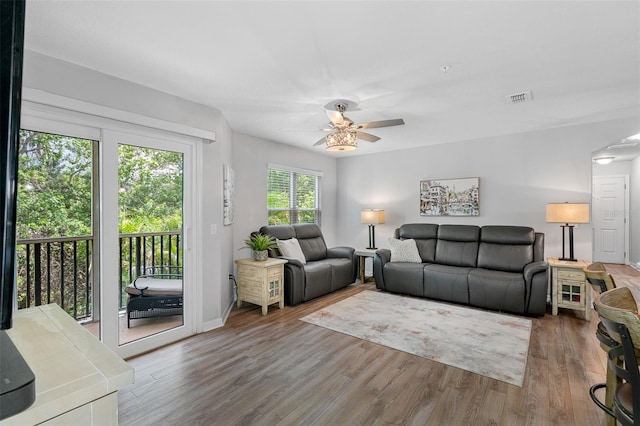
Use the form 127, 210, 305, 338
244, 233, 277, 261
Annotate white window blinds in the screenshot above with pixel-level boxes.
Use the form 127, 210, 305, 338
267, 164, 321, 225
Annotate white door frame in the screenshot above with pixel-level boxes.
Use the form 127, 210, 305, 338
101, 129, 197, 358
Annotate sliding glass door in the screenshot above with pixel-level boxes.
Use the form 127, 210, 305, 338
102, 130, 194, 358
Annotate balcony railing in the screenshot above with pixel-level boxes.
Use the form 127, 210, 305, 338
16, 231, 181, 322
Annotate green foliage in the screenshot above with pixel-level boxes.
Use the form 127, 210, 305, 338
17, 130, 93, 238
15, 130, 185, 319
17, 132, 184, 237
244, 233, 277, 251
118, 144, 183, 233
267, 168, 319, 225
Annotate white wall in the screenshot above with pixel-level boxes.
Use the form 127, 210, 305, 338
231, 133, 338, 258
22, 51, 233, 328
336, 118, 640, 262
592, 161, 632, 177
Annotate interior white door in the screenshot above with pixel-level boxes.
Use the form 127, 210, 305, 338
101, 129, 195, 358
592, 175, 627, 263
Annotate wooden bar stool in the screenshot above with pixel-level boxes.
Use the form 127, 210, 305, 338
592, 287, 640, 426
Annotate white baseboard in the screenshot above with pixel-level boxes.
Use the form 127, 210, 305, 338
202, 298, 235, 332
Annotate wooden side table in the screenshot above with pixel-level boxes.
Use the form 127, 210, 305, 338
355, 249, 377, 283
548, 258, 590, 321
235, 258, 287, 315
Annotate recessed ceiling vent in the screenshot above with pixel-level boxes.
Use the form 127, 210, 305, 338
506, 90, 533, 104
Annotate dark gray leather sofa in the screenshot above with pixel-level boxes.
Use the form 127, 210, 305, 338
373, 224, 548, 316
259, 224, 357, 305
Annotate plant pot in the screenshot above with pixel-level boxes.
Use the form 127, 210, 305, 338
253, 250, 268, 261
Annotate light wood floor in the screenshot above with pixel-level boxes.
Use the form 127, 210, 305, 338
83, 314, 183, 345
119, 264, 640, 426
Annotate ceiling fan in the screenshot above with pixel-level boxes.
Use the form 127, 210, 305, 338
312, 100, 405, 152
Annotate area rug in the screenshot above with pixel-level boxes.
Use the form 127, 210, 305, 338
300, 290, 531, 387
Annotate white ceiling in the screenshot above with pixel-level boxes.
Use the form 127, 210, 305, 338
23, 1, 640, 157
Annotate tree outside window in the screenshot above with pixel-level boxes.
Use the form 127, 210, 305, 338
267, 167, 320, 225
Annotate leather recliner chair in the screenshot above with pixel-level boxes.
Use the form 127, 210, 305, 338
259, 223, 357, 305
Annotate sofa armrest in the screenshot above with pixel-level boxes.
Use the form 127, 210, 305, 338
374, 249, 391, 290
524, 261, 548, 283
326, 246, 355, 259
524, 260, 549, 316
327, 246, 358, 282
278, 256, 304, 268
275, 256, 306, 305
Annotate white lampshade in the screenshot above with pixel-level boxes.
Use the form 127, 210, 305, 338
546, 203, 590, 224
361, 209, 385, 225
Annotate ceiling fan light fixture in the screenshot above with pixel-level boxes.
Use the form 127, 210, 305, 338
326, 131, 357, 152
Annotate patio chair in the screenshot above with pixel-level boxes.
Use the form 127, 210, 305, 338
125, 266, 183, 328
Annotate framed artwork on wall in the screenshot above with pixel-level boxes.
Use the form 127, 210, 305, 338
419, 177, 479, 216
223, 164, 235, 225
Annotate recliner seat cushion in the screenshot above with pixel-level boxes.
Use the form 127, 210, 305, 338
323, 257, 355, 291
383, 263, 426, 297
302, 261, 332, 301
423, 264, 471, 304
468, 268, 526, 314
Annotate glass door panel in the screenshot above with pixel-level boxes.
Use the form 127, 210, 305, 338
15, 129, 100, 336
117, 144, 184, 345
100, 129, 193, 358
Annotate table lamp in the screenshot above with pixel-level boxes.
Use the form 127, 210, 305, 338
361, 209, 385, 249
546, 202, 590, 262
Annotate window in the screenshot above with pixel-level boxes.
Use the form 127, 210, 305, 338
267, 164, 321, 225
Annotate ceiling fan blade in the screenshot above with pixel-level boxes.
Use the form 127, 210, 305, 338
356, 118, 405, 129
313, 136, 327, 146
326, 109, 345, 126
356, 131, 381, 142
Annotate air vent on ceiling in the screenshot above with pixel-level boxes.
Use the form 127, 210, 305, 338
506, 90, 533, 104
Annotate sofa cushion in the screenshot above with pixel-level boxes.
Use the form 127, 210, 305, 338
396, 223, 438, 262
388, 238, 422, 263
423, 264, 471, 304
477, 226, 534, 272
323, 257, 356, 291
383, 262, 426, 297
277, 238, 306, 264
468, 268, 526, 314
435, 225, 480, 267
303, 261, 332, 301
293, 223, 328, 261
